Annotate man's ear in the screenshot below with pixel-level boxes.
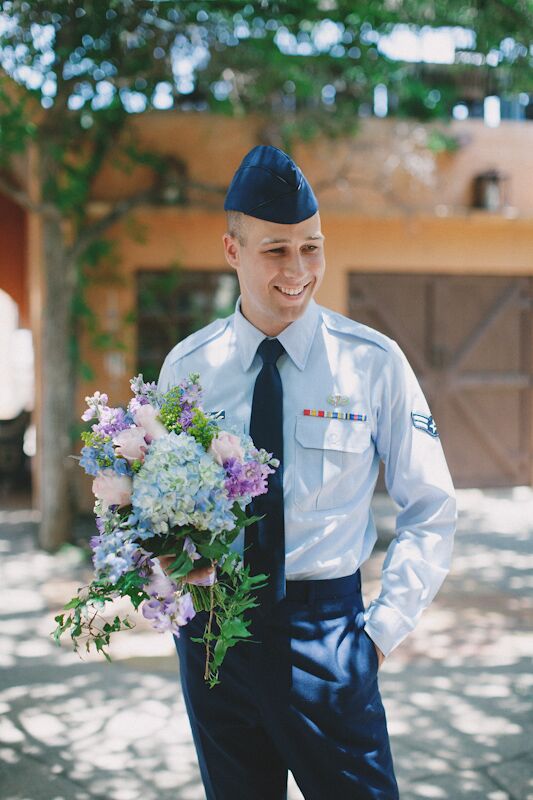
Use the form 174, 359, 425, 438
222, 233, 239, 270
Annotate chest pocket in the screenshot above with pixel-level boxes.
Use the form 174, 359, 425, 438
294, 415, 372, 511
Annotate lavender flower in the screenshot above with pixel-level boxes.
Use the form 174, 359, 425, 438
183, 535, 201, 562
224, 458, 274, 501
81, 391, 109, 422
130, 374, 162, 407
179, 406, 194, 431
178, 377, 202, 406
92, 407, 131, 438
141, 571, 196, 635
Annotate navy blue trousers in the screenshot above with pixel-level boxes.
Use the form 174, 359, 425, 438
174, 571, 399, 800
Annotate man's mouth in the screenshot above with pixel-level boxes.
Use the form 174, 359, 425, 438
275, 282, 310, 297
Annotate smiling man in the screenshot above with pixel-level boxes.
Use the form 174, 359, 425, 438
224, 210, 325, 335
158, 145, 456, 800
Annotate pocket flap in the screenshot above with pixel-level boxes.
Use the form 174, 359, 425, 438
295, 415, 370, 453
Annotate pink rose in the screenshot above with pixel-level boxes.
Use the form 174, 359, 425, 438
133, 404, 167, 443
113, 426, 148, 463
92, 471, 132, 509
208, 431, 245, 466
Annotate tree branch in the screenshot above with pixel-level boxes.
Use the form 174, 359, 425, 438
68, 175, 227, 263
0, 172, 60, 219
67, 185, 163, 263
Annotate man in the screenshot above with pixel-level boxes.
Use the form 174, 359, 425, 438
158, 145, 456, 799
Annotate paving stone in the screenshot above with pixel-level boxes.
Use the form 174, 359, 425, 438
1, 488, 532, 799
398, 769, 513, 800
488, 754, 533, 800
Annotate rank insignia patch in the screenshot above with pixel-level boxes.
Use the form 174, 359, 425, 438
411, 412, 439, 438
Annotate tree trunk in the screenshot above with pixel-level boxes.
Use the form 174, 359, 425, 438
39, 213, 77, 550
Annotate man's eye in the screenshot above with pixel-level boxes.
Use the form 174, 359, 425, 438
304, 245, 318, 252
267, 248, 285, 254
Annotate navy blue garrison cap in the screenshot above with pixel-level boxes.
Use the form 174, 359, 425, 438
224, 145, 318, 224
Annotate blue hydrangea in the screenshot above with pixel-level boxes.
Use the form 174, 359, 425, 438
80, 446, 100, 476
132, 431, 236, 538
113, 457, 131, 476
91, 526, 138, 584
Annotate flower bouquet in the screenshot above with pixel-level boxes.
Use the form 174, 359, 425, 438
52, 374, 278, 687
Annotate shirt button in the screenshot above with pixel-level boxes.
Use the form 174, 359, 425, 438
328, 433, 339, 444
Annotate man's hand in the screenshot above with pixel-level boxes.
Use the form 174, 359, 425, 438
158, 554, 216, 585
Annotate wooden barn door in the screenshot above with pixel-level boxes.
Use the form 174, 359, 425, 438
348, 275, 532, 488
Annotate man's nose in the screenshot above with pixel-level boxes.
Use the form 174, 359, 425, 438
282, 252, 307, 278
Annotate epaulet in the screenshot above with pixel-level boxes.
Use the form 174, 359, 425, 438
320, 307, 393, 353
164, 316, 232, 367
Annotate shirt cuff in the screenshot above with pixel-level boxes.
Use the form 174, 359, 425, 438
363, 602, 415, 658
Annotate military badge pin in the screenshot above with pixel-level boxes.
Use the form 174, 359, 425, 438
327, 394, 349, 407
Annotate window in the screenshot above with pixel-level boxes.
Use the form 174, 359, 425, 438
136, 270, 239, 382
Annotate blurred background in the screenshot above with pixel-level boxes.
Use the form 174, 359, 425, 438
0, 2, 532, 799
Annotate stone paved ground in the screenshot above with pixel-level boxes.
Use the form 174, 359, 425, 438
0, 488, 532, 800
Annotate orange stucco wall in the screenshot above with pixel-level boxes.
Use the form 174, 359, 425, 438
79, 112, 533, 414
13, 111, 530, 505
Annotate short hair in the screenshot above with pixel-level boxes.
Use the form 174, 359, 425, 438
226, 210, 249, 246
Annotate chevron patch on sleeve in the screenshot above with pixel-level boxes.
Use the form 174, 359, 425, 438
411, 412, 439, 438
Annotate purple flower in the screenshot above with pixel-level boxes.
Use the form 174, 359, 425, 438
176, 592, 196, 625
224, 458, 272, 500
179, 406, 194, 431
127, 396, 149, 417
92, 407, 130, 438
134, 548, 154, 578
141, 570, 196, 635
81, 391, 109, 422
178, 380, 202, 406
89, 534, 101, 550
183, 536, 201, 562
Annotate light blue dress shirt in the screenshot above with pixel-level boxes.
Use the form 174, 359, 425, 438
158, 297, 457, 657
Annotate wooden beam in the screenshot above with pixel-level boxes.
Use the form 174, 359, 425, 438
449, 281, 522, 371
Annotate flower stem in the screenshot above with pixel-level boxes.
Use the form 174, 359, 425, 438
204, 569, 216, 681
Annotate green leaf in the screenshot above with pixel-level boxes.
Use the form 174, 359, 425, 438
168, 551, 194, 579
63, 597, 82, 610
196, 540, 226, 560
220, 618, 251, 639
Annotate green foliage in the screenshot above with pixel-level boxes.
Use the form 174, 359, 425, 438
159, 387, 186, 433
426, 129, 461, 153
159, 376, 215, 449
189, 554, 269, 688
52, 569, 150, 661
0, 81, 37, 163
188, 408, 216, 451
1, 1, 531, 183
52, 505, 270, 687
80, 430, 119, 468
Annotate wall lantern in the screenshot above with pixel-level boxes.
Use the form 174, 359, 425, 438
472, 169, 510, 212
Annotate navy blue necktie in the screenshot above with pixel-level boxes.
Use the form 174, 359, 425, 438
245, 338, 286, 609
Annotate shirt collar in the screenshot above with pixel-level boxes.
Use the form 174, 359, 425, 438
233, 296, 321, 372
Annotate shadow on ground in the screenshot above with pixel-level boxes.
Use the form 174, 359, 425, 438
0, 488, 532, 800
